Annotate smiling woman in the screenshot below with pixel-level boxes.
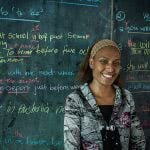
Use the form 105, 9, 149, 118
89, 46, 121, 88
64, 39, 146, 150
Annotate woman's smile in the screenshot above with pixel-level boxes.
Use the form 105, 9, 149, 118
102, 73, 113, 79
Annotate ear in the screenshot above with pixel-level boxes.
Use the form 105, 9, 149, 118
89, 58, 94, 69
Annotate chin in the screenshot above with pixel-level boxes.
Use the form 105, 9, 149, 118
101, 80, 114, 86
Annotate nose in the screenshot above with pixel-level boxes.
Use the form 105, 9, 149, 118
105, 63, 115, 72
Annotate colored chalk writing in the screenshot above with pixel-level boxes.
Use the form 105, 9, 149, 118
0, 0, 112, 149
114, 1, 150, 149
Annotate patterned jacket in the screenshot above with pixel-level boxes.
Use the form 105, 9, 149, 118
64, 83, 146, 150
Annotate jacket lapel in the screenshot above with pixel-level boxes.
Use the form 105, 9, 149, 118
111, 85, 123, 122
80, 83, 102, 117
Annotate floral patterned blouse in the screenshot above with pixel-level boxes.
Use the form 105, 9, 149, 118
64, 83, 146, 150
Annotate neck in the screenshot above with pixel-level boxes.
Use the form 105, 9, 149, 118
89, 82, 114, 98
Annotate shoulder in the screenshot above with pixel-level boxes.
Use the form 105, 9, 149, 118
123, 88, 134, 99
122, 88, 133, 98
119, 87, 135, 106
114, 85, 134, 104
65, 84, 85, 106
66, 83, 88, 99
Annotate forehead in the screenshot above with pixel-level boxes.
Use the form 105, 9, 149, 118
94, 47, 120, 59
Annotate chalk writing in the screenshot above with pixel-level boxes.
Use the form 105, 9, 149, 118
67, 32, 90, 40
8, 32, 29, 40
126, 60, 149, 71
127, 39, 150, 55
62, 45, 76, 55
6, 102, 64, 115
49, 33, 63, 42
47, 0, 101, 7
0, 136, 63, 146
115, 1, 150, 148
33, 84, 47, 95
7, 67, 75, 77
0, 78, 16, 84
0, 57, 24, 64
0, 31, 90, 64
49, 84, 69, 93
127, 82, 150, 92
117, 25, 150, 33
116, 11, 126, 21
0, 31, 89, 43
126, 71, 150, 81
140, 104, 150, 112
0, 31, 5, 39
18, 103, 49, 114
0, 0, 112, 150
0, 6, 43, 22
143, 12, 150, 21
14, 130, 23, 138
0, 85, 30, 95
0, 40, 7, 49
7, 68, 21, 76
35, 44, 59, 56
0, 72, 80, 96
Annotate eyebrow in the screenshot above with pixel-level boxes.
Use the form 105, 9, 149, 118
98, 57, 120, 61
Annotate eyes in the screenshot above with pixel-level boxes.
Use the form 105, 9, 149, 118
98, 59, 121, 67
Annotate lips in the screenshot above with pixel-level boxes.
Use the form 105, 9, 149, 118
102, 73, 113, 79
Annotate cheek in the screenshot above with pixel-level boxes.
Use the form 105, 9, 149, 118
92, 67, 104, 78
95, 63, 104, 70
116, 68, 120, 74
94, 67, 104, 73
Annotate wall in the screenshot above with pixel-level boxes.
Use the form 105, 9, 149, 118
114, 0, 150, 149
0, 0, 112, 149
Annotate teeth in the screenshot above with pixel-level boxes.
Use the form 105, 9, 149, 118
103, 74, 113, 78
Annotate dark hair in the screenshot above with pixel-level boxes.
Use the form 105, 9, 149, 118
76, 44, 93, 84
76, 43, 122, 87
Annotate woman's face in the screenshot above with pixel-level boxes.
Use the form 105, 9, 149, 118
89, 47, 121, 86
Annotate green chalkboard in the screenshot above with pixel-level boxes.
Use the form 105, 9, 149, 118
114, 0, 150, 149
0, 0, 112, 149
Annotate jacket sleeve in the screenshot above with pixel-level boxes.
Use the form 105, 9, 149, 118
127, 91, 146, 150
64, 93, 81, 150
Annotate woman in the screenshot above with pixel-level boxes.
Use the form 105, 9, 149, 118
64, 39, 146, 150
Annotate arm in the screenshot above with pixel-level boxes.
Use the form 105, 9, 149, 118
128, 92, 146, 150
64, 93, 81, 150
